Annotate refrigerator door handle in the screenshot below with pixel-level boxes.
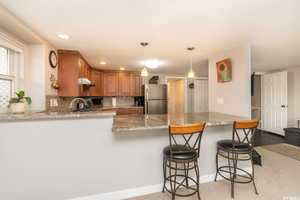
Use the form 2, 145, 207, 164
145, 86, 149, 101
145, 101, 148, 114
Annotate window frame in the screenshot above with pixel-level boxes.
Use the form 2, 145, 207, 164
0, 46, 19, 109
0, 30, 25, 110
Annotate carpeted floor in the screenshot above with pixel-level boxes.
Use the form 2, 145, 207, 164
261, 143, 300, 162
129, 145, 300, 200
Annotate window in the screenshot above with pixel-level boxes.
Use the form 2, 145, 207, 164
0, 46, 18, 108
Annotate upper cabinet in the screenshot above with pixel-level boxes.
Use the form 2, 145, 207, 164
102, 71, 143, 97
130, 72, 142, 96
58, 50, 93, 97
90, 69, 103, 96
58, 49, 143, 97
103, 71, 119, 96
118, 72, 131, 96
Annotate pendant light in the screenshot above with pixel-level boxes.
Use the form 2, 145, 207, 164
140, 42, 149, 77
187, 47, 195, 78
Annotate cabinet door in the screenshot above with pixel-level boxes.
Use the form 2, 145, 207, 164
90, 69, 101, 96
78, 58, 85, 78
118, 72, 131, 96
58, 53, 80, 96
103, 71, 118, 96
130, 72, 142, 96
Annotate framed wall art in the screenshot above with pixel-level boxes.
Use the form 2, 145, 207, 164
216, 58, 232, 83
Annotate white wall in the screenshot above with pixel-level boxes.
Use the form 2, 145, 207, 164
45, 45, 58, 95
208, 45, 251, 118
27, 45, 46, 110
0, 118, 236, 200
287, 67, 300, 127
0, 8, 57, 111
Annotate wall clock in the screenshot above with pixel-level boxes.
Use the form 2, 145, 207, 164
49, 50, 57, 68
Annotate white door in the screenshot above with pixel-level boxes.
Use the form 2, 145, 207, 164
194, 79, 208, 112
262, 71, 288, 135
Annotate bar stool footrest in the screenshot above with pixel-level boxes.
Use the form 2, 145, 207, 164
217, 166, 253, 184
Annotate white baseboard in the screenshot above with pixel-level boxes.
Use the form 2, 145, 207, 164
70, 168, 252, 200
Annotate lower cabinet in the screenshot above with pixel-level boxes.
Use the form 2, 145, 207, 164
116, 108, 144, 115
102, 108, 144, 115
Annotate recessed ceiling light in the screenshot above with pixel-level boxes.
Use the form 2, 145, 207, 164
120, 67, 125, 70
57, 33, 70, 40
100, 61, 107, 65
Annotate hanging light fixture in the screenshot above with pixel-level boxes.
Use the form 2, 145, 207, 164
187, 47, 195, 78
140, 42, 149, 77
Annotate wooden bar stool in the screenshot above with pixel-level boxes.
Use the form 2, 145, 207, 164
214, 120, 259, 198
162, 122, 206, 200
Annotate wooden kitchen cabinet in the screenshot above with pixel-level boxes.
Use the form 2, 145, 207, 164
58, 49, 143, 97
58, 50, 81, 96
90, 69, 103, 96
101, 70, 143, 97
130, 72, 142, 96
58, 50, 92, 97
103, 71, 118, 96
118, 72, 131, 96
116, 108, 144, 115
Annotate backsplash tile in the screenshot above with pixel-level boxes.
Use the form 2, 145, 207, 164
46, 95, 135, 112
102, 97, 135, 107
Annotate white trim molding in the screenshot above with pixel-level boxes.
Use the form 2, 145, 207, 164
69, 168, 252, 200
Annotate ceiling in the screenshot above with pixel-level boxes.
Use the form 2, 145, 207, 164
0, 0, 300, 74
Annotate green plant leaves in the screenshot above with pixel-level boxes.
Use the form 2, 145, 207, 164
24, 97, 32, 105
16, 90, 25, 98
8, 90, 32, 107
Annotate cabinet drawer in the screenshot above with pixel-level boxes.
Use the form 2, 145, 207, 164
116, 108, 144, 115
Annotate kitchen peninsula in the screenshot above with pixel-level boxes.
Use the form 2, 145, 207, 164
113, 112, 248, 132
0, 111, 250, 199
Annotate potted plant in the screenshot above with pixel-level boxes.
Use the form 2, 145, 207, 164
8, 91, 32, 113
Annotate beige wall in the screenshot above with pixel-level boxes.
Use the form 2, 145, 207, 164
208, 45, 252, 118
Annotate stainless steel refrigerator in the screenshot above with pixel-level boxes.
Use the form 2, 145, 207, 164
144, 84, 168, 114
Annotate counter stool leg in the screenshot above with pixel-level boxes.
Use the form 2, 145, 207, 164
195, 160, 201, 200
214, 149, 219, 181
250, 153, 259, 195
168, 160, 174, 198
228, 152, 234, 199
162, 157, 166, 192
172, 162, 178, 200
184, 163, 189, 188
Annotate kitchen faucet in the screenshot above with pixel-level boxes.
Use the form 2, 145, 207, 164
69, 98, 88, 112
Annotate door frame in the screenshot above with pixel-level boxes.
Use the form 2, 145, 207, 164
166, 76, 187, 113
166, 76, 208, 113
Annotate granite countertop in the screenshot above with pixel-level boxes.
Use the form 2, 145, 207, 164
0, 110, 116, 122
112, 112, 249, 132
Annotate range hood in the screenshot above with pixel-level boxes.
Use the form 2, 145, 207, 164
78, 78, 95, 86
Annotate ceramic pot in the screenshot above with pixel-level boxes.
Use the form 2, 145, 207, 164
10, 102, 26, 113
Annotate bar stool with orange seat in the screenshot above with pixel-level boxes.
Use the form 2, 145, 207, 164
162, 122, 206, 200
214, 120, 260, 199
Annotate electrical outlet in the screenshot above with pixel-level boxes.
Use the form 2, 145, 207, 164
54, 99, 58, 107
50, 98, 58, 107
